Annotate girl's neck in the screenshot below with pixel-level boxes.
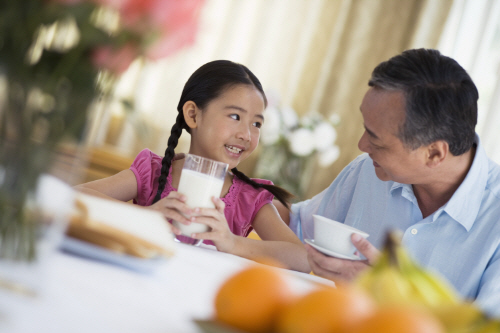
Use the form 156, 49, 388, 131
170, 158, 185, 189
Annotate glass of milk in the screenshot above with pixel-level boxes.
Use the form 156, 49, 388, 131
173, 154, 228, 246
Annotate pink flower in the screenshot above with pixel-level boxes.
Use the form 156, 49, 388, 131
57, 0, 205, 63
149, 0, 204, 33
50, 0, 86, 4
99, 0, 205, 60
91, 43, 138, 74
146, 0, 205, 60
115, 0, 155, 32
146, 16, 200, 60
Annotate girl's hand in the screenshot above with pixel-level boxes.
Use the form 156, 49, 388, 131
149, 191, 195, 235
191, 197, 236, 252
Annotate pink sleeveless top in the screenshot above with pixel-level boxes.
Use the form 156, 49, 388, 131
130, 149, 274, 241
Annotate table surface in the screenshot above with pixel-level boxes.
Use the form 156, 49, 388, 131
0, 239, 333, 333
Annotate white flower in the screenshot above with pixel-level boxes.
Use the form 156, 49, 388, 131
44, 17, 81, 52
300, 114, 314, 128
288, 128, 315, 156
261, 106, 282, 145
318, 145, 340, 167
313, 122, 337, 152
329, 112, 341, 125
280, 106, 299, 129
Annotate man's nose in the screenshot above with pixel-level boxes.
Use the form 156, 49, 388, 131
358, 131, 369, 153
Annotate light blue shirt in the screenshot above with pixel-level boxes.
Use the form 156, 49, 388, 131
290, 136, 500, 317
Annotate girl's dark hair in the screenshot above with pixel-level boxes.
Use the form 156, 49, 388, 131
152, 60, 293, 208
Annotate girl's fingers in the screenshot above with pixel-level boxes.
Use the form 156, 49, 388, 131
193, 206, 223, 219
166, 191, 187, 202
168, 223, 182, 235
189, 216, 218, 229
191, 230, 214, 240
189, 198, 224, 218
156, 195, 193, 218
212, 197, 225, 213
163, 209, 193, 225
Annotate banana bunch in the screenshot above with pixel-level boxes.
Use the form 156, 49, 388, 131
355, 231, 486, 333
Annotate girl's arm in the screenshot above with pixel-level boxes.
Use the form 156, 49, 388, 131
273, 199, 291, 226
243, 203, 310, 272
74, 169, 138, 202
74, 170, 193, 227
193, 200, 310, 273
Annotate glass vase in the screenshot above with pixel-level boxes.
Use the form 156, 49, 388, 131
254, 145, 315, 201
0, 156, 75, 296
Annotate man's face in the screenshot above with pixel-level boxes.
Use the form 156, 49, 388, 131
357, 87, 429, 184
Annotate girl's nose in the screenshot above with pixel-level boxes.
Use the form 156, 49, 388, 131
237, 124, 251, 141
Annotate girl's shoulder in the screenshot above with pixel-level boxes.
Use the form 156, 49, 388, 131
130, 149, 165, 206
131, 148, 163, 169
224, 176, 274, 209
249, 178, 274, 186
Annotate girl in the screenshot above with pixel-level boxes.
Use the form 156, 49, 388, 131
75, 60, 310, 272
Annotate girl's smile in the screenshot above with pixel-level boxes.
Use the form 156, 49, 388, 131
225, 144, 245, 156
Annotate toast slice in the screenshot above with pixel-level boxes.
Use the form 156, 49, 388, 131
67, 193, 175, 259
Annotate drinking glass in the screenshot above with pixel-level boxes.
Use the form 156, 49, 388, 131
173, 154, 228, 246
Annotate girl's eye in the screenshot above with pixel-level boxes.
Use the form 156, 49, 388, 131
253, 122, 262, 128
229, 114, 240, 121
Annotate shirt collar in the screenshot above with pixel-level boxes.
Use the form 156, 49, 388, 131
440, 135, 487, 231
389, 135, 488, 231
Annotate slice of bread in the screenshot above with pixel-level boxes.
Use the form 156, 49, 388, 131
67, 193, 175, 259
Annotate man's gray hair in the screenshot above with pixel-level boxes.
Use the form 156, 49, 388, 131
369, 48, 478, 156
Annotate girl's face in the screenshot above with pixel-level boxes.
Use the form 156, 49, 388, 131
188, 84, 266, 170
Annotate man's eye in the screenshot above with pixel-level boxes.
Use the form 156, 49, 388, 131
253, 122, 262, 128
230, 114, 240, 120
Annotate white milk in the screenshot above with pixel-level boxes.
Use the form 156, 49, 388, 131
173, 169, 225, 236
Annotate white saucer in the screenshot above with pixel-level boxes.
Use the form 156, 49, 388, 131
304, 239, 362, 260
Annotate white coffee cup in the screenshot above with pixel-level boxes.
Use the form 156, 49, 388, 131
313, 215, 369, 257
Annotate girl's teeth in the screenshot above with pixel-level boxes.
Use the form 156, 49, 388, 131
226, 145, 241, 153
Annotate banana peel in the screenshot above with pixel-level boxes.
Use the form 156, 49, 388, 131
434, 302, 486, 333
355, 231, 487, 333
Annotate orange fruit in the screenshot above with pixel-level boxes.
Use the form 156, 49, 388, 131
349, 305, 445, 333
214, 265, 293, 333
276, 285, 375, 333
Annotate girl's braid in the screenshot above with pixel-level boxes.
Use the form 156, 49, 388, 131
153, 113, 186, 204
231, 167, 293, 209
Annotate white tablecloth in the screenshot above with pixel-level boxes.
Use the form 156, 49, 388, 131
0, 240, 332, 333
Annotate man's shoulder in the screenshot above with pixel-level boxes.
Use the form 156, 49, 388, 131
344, 153, 372, 174
329, 153, 384, 192
486, 158, 500, 199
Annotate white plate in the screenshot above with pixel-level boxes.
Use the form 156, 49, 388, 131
304, 239, 362, 260
59, 236, 168, 274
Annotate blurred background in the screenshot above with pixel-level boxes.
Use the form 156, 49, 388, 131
80, 0, 500, 201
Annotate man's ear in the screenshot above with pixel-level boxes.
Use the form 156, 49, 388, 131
426, 140, 448, 168
183, 101, 199, 129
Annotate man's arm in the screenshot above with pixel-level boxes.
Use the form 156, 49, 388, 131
473, 251, 500, 318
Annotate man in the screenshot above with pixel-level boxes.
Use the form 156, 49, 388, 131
283, 48, 500, 317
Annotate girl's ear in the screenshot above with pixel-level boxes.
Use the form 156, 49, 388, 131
183, 101, 199, 129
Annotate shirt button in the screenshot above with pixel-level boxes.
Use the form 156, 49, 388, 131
411, 228, 418, 235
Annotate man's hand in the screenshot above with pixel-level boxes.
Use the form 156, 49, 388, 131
306, 234, 380, 282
